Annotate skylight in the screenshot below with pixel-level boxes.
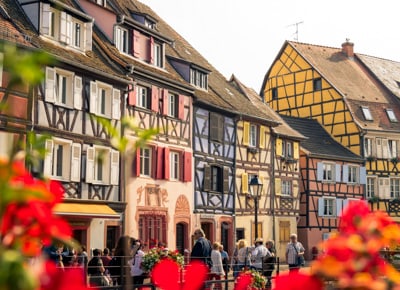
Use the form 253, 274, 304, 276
386, 108, 398, 122
361, 106, 373, 121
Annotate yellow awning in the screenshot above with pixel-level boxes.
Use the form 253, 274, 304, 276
54, 203, 120, 219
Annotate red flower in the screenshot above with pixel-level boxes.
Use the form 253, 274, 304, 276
40, 261, 90, 290
151, 259, 208, 290
274, 272, 323, 290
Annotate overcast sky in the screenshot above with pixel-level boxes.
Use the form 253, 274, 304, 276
142, 0, 400, 92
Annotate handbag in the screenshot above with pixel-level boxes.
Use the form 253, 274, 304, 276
292, 243, 305, 267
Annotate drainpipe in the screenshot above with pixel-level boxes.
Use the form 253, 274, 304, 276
232, 115, 240, 251
271, 133, 277, 243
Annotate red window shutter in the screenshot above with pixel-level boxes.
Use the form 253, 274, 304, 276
151, 85, 159, 112
149, 37, 154, 64
183, 151, 192, 182
133, 148, 140, 177
162, 88, 168, 115
151, 146, 157, 178
132, 30, 140, 57
156, 146, 164, 179
178, 95, 185, 120
164, 147, 170, 180
128, 84, 136, 106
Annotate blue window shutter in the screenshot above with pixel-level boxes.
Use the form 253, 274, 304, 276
342, 165, 348, 183
318, 198, 324, 216
336, 164, 341, 182
336, 198, 343, 216
317, 162, 323, 181
359, 167, 367, 184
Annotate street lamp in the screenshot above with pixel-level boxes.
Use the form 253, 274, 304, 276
249, 175, 263, 240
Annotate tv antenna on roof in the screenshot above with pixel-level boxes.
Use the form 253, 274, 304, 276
286, 21, 304, 41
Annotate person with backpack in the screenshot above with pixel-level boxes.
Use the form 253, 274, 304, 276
251, 238, 271, 273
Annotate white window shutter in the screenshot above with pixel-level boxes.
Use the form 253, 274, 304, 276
73, 76, 82, 109
110, 150, 120, 185
112, 88, 121, 120
342, 165, 348, 183
318, 198, 324, 216
86, 147, 94, 183
84, 21, 93, 51
317, 162, 323, 181
45, 67, 55, 103
70, 143, 81, 182
66, 14, 72, 45
43, 139, 54, 177
335, 164, 341, 182
41, 3, 51, 35
89, 81, 97, 114
336, 198, 343, 216
359, 167, 367, 184
60, 11, 67, 43
382, 139, 389, 159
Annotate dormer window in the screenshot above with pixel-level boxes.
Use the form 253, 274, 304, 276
131, 12, 156, 30
190, 68, 208, 89
41, 4, 92, 52
115, 26, 129, 54
361, 106, 373, 121
386, 108, 398, 122
95, 0, 106, 6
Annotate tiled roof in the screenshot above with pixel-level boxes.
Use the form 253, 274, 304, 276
281, 115, 363, 162
286, 41, 400, 132
229, 75, 305, 140
107, 0, 278, 121
0, 3, 33, 47
1, 0, 129, 83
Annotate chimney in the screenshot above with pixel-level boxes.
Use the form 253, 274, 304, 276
341, 39, 354, 58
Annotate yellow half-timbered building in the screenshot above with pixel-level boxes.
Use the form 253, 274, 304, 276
261, 40, 400, 222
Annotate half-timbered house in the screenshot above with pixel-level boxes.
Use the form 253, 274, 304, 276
229, 76, 304, 261
78, 0, 195, 252
261, 40, 400, 223
7, 0, 131, 251
282, 115, 365, 260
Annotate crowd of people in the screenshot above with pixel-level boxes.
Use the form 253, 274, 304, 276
42, 231, 304, 289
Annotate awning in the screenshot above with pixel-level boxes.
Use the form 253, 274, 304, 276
53, 203, 120, 219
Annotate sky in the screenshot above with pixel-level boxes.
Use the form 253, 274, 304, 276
142, 0, 400, 92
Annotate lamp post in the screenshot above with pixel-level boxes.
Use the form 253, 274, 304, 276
249, 175, 263, 240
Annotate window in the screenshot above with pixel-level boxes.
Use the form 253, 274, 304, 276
283, 141, 293, 158
366, 177, 376, 199
313, 78, 322, 91
170, 151, 180, 180
153, 42, 163, 67
386, 109, 398, 122
41, 4, 91, 51
390, 178, 400, 198
45, 67, 82, 108
318, 198, 335, 217
347, 165, 359, 183
190, 69, 208, 89
89, 81, 120, 119
323, 163, 334, 182
136, 85, 150, 109
281, 180, 292, 196
211, 166, 223, 192
388, 140, 398, 158
138, 214, 166, 249
140, 147, 152, 177
364, 138, 373, 157
115, 26, 129, 53
361, 106, 373, 121
168, 93, 177, 117
209, 113, 224, 142
271, 87, 278, 100
86, 145, 119, 185
249, 124, 257, 147
43, 138, 81, 181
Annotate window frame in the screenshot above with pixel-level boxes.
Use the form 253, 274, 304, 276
190, 68, 208, 89
323, 162, 335, 182
388, 139, 398, 159
390, 178, 400, 199
347, 165, 359, 184
136, 85, 151, 109
140, 147, 152, 177
361, 106, 373, 121
211, 165, 223, 192
366, 177, 376, 199
364, 137, 373, 157
169, 151, 180, 180
281, 180, 292, 196
271, 87, 278, 100
249, 124, 257, 147
313, 78, 322, 91
168, 93, 178, 118
153, 41, 163, 68
386, 109, 398, 123
115, 26, 129, 54
318, 197, 336, 217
